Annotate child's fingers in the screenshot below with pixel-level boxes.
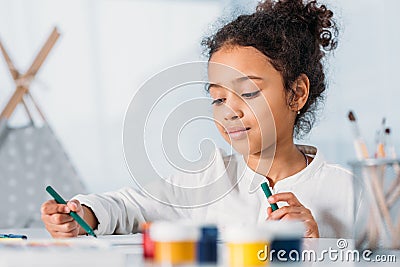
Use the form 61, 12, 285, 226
49, 213, 74, 225
266, 207, 272, 219
268, 205, 303, 220
41, 200, 70, 215
268, 192, 302, 207
280, 214, 316, 237
59, 221, 80, 233
53, 228, 80, 238
304, 220, 319, 238
268, 206, 319, 238
41, 213, 73, 228
67, 199, 82, 213
51, 225, 80, 238
41, 199, 82, 238
280, 212, 304, 221
282, 215, 319, 238
46, 220, 79, 235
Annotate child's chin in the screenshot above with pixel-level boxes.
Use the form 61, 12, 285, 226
230, 142, 254, 155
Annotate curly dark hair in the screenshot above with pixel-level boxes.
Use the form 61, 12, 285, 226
202, 0, 338, 138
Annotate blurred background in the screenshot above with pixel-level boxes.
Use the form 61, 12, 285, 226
0, 0, 399, 193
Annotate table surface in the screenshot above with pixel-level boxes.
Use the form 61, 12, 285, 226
0, 228, 399, 267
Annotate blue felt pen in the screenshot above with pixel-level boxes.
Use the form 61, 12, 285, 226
0, 234, 27, 239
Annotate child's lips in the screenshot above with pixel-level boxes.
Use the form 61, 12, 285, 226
225, 126, 251, 140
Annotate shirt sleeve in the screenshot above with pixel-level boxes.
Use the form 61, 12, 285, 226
72, 148, 231, 235
73, 186, 185, 235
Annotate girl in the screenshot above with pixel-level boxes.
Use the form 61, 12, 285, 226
41, 0, 353, 239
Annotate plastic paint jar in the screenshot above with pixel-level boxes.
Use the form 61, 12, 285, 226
196, 225, 218, 264
150, 221, 199, 265
142, 222, 155, 260
224, 225, 270, 267
267, 220, 304, 263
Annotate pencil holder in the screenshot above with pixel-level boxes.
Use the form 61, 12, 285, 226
348, 158, 400, 250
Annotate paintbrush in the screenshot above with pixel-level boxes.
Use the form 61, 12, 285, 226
348, 111, 369, 159
375, 118, 386, 158
385, 128, 400, 206
348, 111, 395, 248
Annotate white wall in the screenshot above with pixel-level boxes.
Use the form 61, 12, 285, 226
0, 0, 222, 192
0, 0, 399, 193
305, 0, 400, 166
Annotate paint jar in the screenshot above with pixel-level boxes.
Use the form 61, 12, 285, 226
142, 222, 155, 260
267, 220, 304, 263
224, 225, 270, 267
150, 221, 199, 265
196, 225, 218, 265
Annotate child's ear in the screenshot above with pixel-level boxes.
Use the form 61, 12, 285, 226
288, 74, 310, 112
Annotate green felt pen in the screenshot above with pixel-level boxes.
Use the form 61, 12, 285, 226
46, 186, 97, 238
261, 182, 279, 211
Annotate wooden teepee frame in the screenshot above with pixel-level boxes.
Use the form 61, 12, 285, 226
0, 27, 60, 125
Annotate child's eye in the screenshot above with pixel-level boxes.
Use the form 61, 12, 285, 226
211, 98, 226, 105
241, 91, 260, 98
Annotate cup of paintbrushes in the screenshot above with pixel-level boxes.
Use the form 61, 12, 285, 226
349, 158, 400, 251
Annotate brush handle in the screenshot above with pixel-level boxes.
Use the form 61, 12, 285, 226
354, 139, 369, 160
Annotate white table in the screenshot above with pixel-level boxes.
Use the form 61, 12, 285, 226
0, 228, 398, 266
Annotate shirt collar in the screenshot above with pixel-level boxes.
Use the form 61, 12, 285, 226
239, 145, 324, 193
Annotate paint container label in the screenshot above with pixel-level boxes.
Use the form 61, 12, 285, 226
155, 241, 196, 264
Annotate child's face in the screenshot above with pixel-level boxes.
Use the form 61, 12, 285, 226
208, 45, 295, 156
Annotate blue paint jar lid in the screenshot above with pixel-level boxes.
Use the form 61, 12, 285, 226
199, 225, 218, 241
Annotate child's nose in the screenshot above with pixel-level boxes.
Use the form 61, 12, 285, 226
223, 100, 244, 121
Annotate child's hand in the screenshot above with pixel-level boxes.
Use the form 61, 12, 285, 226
40, 199, 83, 238
266, 192, 319, 238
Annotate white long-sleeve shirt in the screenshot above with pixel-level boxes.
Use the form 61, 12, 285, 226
74, 145, 354, 238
